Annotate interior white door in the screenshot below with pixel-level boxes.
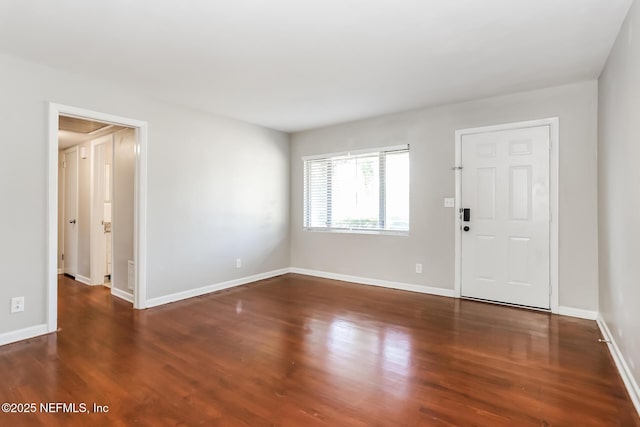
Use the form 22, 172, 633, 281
92, 141, 109, 285
460, 125, 550, 309
63, 149, 79, 277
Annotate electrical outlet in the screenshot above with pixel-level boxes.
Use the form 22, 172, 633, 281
236, 258, 242, 268
11, 297, 24, 313
415, 263, 423, 274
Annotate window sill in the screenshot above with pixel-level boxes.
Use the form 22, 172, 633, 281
303, 227, 409, 237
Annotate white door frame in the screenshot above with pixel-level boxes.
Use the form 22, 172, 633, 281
47, 103, 149, 333
454, 118, 559, 314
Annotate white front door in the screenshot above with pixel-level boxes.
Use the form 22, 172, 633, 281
63, 148, 79, 277
460, 125, 550, 309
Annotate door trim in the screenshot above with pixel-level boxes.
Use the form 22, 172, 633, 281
454, 118, 559, 314
47, 103, 149, 333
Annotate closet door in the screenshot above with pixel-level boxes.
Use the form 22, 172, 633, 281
63, 148, 79, 276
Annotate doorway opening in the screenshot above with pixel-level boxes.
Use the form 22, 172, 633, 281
48, 104, 148, 333
58, 117, 129, 288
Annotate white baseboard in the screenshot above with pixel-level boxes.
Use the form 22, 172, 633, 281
145, 268, 290, 308
57, 268, 63, 274
111, 287, 134, 304
558, 306, 598, 320
138, 265, 593, 320
0, 323, 49, 346
289, 267, 456, 298
597, 315, 640, 416
75, 274, 94, 286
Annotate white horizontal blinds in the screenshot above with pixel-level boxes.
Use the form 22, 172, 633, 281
304, 159, 330, 227
304, 145, 409, 231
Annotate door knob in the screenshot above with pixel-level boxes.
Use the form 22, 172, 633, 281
463, 226, 470, 232
69, 219, 76, 224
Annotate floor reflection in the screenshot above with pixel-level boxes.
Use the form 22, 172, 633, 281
308, 316, 413, 399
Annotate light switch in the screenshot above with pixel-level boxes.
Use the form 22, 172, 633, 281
444, 198, 455, 208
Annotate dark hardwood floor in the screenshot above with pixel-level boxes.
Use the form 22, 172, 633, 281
0, 274, 637, 426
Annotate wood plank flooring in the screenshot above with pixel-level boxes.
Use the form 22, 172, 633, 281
0, 273, 638, 426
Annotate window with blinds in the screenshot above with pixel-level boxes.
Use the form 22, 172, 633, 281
303, 145, 409, 233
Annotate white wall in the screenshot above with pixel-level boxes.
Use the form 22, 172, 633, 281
0, 52, 290, 336
112, 129, 135, 292
291, 81, 599, 311
598, 0, 640, 392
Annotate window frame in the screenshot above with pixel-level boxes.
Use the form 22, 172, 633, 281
303, 144, 410, 236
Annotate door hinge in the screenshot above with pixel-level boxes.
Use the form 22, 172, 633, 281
61, 253, 64, 261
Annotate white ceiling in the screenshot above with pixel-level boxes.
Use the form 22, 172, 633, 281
0, 0, 632, 132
